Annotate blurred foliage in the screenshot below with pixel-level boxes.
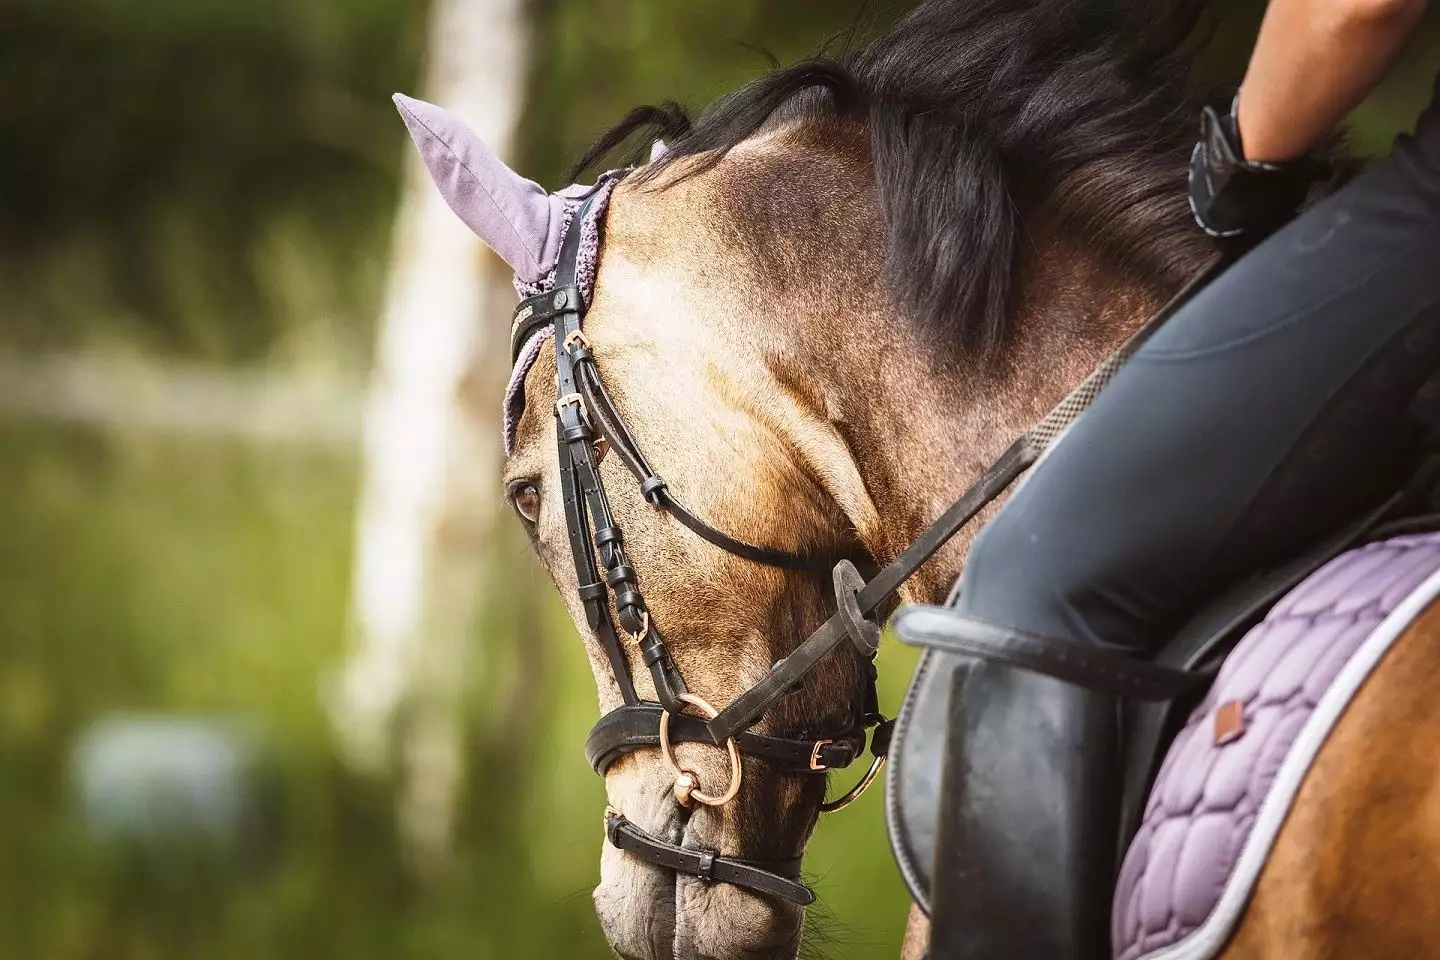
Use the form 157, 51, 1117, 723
521, 0, 905, 184
0, 421, 921, 958
0, 0, 424, 360
0, 1, 1437, 958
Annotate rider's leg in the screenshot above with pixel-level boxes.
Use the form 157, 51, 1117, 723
907, 83, 1440, 960
958, 79, 1440, 652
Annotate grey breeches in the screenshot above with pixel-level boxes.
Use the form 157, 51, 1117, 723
958, 82, 1440, 652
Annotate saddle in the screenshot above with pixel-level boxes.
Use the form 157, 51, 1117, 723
886, 451, 1440, 957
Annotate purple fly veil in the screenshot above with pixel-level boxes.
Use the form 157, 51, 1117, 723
392, 94, 635, 454
392, 93, 568, 284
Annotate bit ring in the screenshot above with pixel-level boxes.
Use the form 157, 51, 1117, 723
658, 693, 742, 807
818, 753, 886, 813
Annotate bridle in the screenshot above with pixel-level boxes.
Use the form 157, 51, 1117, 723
508, 185, 1228, 908
510, 190, 890, 907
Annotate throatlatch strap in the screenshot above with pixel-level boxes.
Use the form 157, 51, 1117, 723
574, 353, 824, 571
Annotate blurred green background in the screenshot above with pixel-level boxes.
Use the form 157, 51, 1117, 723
0, 1, 1435, 958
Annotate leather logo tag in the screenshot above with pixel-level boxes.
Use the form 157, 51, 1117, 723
1213, 699, 1245, 747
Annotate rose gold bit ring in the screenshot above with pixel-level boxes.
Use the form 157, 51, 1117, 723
658, 692, 742, 807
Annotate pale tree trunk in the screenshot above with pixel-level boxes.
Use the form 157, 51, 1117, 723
327, 0, 531, 877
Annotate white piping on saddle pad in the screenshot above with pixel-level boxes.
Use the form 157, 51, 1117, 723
1134, 561, 1440, 960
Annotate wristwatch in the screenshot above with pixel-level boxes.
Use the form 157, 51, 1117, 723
1188, 96, 1324, 240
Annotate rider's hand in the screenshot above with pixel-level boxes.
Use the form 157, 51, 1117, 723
1188, 97, 1325, 240
1192, 0, 1427, 240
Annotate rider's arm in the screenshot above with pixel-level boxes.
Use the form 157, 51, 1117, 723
1238, 0, 1428, 162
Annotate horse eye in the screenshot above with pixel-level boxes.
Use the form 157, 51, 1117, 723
511, 483, 541, 525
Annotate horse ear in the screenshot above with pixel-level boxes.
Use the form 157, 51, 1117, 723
649, 139, 668, 163
392, 93, 566, 283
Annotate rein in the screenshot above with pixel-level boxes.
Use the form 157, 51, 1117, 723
705, 255, 1228, 745
508, 184, 1227, 906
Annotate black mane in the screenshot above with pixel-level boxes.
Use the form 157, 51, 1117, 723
579, 0, 1238, 357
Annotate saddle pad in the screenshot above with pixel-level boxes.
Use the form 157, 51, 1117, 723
1112, 531, 1440, 960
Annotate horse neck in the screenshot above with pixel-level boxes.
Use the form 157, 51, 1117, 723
816, 238, 1166, 605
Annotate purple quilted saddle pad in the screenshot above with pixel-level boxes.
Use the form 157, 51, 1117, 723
1111, 531, 1440, 960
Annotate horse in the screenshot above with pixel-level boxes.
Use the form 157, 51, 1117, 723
395, 0, 1440, 957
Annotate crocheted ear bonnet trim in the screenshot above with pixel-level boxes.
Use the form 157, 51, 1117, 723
503, 174, 620, 454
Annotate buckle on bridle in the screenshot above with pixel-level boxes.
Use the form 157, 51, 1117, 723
556, 392, 596, 433
809, 739, 834, 772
